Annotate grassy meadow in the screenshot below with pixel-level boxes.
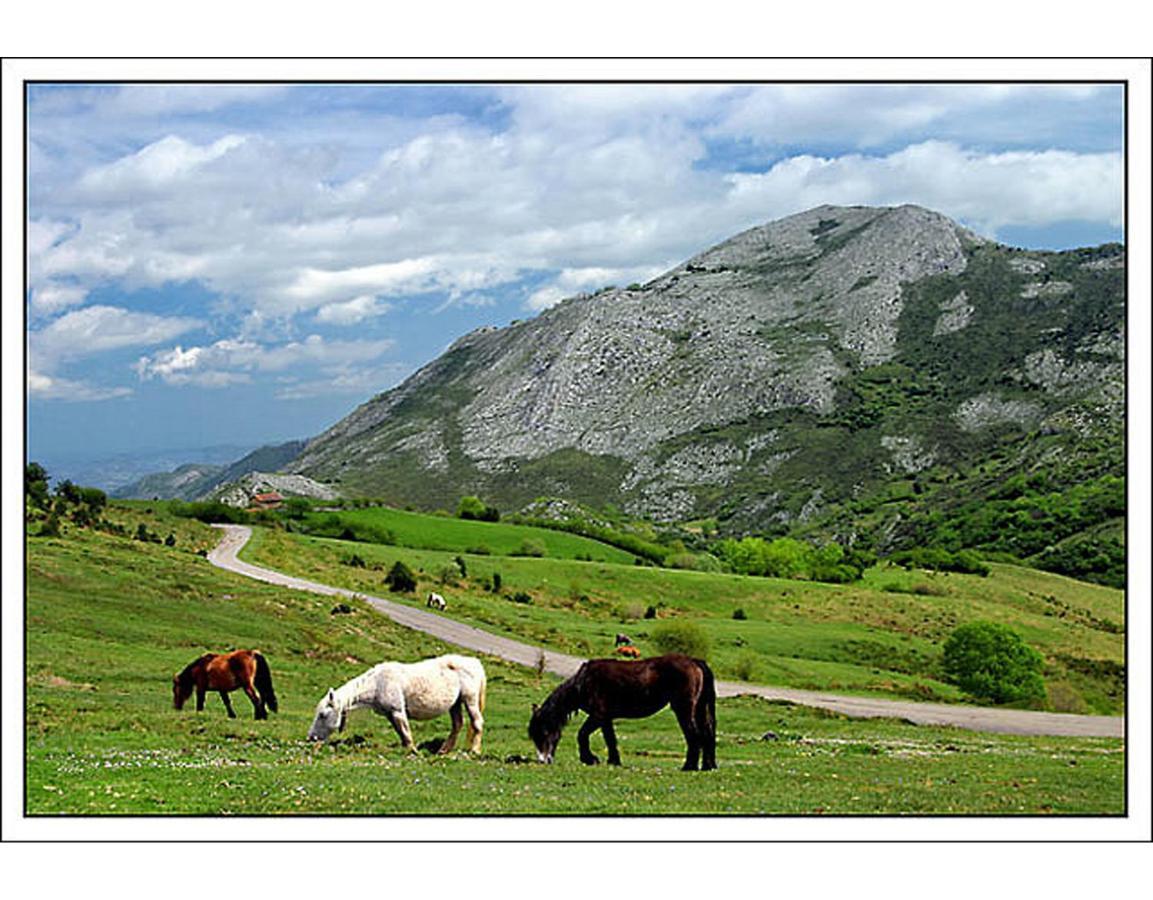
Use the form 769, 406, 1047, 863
23, 502, 1125, 816
243, 505, 1125, 716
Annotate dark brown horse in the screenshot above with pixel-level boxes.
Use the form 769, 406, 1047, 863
528, 653, 716, 770
172, 649, 279, 719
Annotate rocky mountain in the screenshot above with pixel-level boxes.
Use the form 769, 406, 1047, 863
286, 204, 1125, 580
113, 440, 307, 501
209, 471, 339, 508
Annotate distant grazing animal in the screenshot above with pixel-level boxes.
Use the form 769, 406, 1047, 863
615, 645, 642, 659
528, 653, 716, 771
172, 649, 279, 719
307, 654, 486, 753
614, 633, 632, 646
427, 592, 447, 610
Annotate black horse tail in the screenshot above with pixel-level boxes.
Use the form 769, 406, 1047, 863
696, 658, 718, 769
253, 652, 278, 713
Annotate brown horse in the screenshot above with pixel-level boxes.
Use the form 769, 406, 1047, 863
172, 649, 279, 719
528, 653, 716, 770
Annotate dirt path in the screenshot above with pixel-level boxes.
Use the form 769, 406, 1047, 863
208, 524, 1124, 739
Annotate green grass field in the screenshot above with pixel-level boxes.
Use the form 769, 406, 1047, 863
24, 503, 1125, 815
295, 504, 638, 564
241, 511, 1125, 716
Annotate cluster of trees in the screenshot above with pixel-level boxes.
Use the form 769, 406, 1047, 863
457, 495, 500, 522
26, 463, 110, 535
713, 536, 877, 584
887, 546, 989, 576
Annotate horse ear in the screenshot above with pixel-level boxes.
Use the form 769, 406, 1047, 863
326, 688, 336, 705
531, 703, 539, 714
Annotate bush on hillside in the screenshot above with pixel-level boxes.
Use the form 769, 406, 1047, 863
457, 495, 500, 522
942, 621, 1045, 705
384, 560, 417, 593
650, 620, 710, 660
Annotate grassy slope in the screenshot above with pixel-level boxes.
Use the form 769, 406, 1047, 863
25, 505, 1124, 815
296, 504, 637, 563
242, 508, 1125, 716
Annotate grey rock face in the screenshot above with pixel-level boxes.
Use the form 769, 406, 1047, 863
287, 203, 1122, 528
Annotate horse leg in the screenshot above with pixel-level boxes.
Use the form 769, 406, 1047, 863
386, 711, 417, 753
602, 720, 622, 766
196, 686, 207, 712
672, 702, 701, 771
463, 691, 484, 754
220, 691, 237, 718
439, 699, 464, 754
242, 682, 267, 719
577, 717, 602, 765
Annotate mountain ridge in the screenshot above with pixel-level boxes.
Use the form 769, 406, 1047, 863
285, 204, 1123, 546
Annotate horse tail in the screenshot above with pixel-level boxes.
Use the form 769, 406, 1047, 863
478, 670, 487, 714
696, 659, 716, 732
696, 658, 718, 769
253, 651, 278, 713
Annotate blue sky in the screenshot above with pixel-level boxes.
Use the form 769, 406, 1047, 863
25, 82, 1125, 464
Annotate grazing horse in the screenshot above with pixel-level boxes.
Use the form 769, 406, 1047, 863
307, 654, 486, 753
427, 592, 447, 610
173, 649, 278, 720
528, 653, 716, 771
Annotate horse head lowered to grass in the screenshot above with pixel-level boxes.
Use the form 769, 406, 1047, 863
528, 653, 717, 770
172, 649, 278, 719
307, 654, 486, 753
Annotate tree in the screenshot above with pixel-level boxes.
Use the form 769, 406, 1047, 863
26, 462, 51, 510
457, 495, 499, 522
385, 560, 417, 593
942, 621, 1045, 704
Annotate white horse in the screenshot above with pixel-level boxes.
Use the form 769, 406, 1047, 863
307, 654, 486, 753
427, 592, 447, 610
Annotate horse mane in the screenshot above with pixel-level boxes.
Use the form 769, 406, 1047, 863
176, 653, 215, 687
536, 669, 583, 732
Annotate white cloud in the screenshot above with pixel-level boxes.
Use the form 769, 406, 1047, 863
725, 140, 1123, 236
314, 294, 393, 326
26, 370, 132, 402
525, 265, 666, 311
29, 282, 89, 316
135, 334, 396, 387
29, 305, 203, 372
76, 134, 248, 197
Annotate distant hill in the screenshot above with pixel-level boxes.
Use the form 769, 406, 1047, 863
113, 440, 307, 501
283, 204, 1124, 585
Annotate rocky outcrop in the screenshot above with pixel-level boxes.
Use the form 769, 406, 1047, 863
286, 204, 1123, 530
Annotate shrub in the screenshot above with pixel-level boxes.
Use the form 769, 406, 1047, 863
343, 553, 367, 568
732, 608, 747, 620
384, 560, 417, 593
733, 652, 758, 682
651, 620, 710, 660
516, 538, 547, 558
507, 591, 533, 605
457, 496, 500, 522
942, 621, 1045, 704
644, 605, 657, 619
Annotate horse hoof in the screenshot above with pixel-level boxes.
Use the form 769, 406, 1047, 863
581, 756, 600, 766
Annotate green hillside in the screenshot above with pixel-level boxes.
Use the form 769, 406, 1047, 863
24, 504, 1124, 815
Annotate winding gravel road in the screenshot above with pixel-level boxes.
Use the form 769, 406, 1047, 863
208, 524, 1123, 739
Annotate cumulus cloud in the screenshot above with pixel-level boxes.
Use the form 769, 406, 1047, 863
525, 265, 666, 312
724, 140, 1123, 236
26, 370, 133, 402
135, 334, 396, 389
29, 305, 203, 372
